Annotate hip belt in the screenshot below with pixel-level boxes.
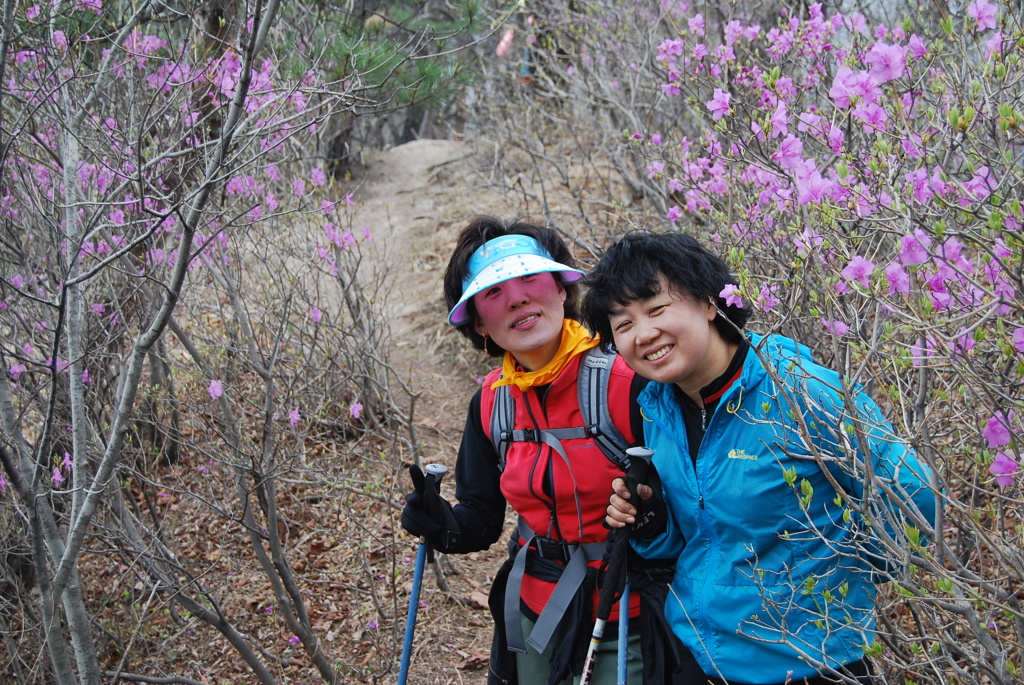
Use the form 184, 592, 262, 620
505, 517, 609, 654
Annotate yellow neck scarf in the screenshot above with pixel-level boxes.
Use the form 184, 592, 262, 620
491, 319, 599, 392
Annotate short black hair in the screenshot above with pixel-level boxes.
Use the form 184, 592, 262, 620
581, 231, 750, 347
443, 215, 580, 357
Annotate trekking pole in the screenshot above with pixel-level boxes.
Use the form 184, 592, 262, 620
397, 463, 447, 685
581, 447, 655, 685
617, 581, 629, 685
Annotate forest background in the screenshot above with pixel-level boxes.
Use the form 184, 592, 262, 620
0, 0, 1022, 683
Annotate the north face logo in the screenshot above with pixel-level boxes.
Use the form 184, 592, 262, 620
728, 449, 757, 460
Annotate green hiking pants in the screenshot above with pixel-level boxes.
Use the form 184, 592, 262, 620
515, 613, 644, 685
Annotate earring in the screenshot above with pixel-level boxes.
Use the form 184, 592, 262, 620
483, 333, 490, 355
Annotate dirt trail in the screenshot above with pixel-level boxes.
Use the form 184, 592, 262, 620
347, 139, 525, 683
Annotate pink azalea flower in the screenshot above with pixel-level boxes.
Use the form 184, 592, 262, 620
208, 380, 223, 399
772, 135, 803, 169
797, 111, 821, 133
794, 227, 823, 257
990, 451, 1018, 488
794, 159, 835, 205
292, 178, 305, 196
905, 168, 933, 204
310, 307, 322, 323
864, 41, 907, 83
289, 407, 301, 426
8, 363, 26, 381
289, 635, 301, 645
853, 101, 889, 131
983, 413, 1012, 448
757, 284, 780, 312
719, 284, 744, 308
885, 262, 910, 295
769, 101, 788, 138
650, 134, 663, 145
985, 31, 1005, 58
967, 0, 998, 31
647, 161, 665, 178
898, 229, 932, 266
63, 452, 73, 471
961, 166, 994, 206
706, 88, 732, 120
667, 178, 684, 192
310, 168, 326, 187
1014, 328, 1024, 354
822, 319, 850, 336
688, 13, 705, 36
53, 30, 68, 52
350, 402, 363, 419
666, 206, 683, 222
907, 34, 927, 59
53, 467, 64, 487
827, 125, 844, 153
911, 336, 934, 367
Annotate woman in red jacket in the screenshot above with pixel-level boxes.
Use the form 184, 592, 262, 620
401, 216, 687, 684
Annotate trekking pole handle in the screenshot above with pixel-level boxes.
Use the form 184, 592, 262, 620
625, 446, 654, 462
424, 463, 447, 492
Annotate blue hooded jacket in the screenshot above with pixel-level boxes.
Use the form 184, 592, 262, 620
633, 333, 938, 683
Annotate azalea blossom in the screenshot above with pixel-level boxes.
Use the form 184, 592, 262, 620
885, 262, 910, 295
757, 284, 780, 312
350, 402, 363, 419
967, 0, 999, 31
990, 451, 1018, 488
864, 41, 907, 83
772, 135, 803, 169
706, 88, 732, 120
898, 229, 932, 266
982, 413, 1012, 448
822, 319, 850, 336
720, 284, 744, 308
842, 256, 875, 289
289, 407, 301, 426
208, 380, 223, 399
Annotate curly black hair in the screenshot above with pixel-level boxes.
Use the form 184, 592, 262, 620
581, 231, 750, 348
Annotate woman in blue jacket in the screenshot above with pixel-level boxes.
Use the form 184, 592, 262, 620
580, 231, 939, 685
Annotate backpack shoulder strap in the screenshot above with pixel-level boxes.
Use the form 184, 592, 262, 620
487, 347, 631, 472
489, 382, 515, 472
577, 346, 631, 469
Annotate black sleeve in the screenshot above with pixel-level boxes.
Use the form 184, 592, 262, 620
446, 388, 508, 554
628, 373, 651, 447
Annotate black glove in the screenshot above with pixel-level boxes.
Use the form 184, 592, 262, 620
400, 464, 461, 551
624, 457, 667, 540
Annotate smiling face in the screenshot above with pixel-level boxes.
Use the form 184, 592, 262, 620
609, 273, 735, 400
472, 272, 567, 371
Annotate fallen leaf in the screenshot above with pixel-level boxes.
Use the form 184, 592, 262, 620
456, 650, 489, 670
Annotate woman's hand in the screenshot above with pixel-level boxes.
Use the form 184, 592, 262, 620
606, 473, 666, 539
606, 477, 654, 528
